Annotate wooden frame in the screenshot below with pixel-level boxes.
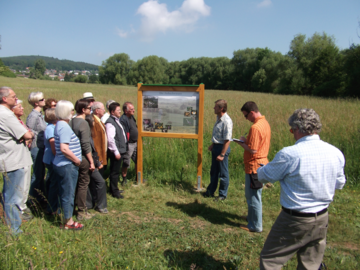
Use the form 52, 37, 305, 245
137, 83, 205, 189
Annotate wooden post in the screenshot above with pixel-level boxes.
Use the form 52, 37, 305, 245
197, 83, 205, 190
137, 83, 143, 184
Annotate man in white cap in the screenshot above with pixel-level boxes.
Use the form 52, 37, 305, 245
83, 92, 95, 108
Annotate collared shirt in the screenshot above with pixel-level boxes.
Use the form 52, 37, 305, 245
257, 134, 346, 213
101, 112, 110, 124
26, 109, 47, 149
244, 115, 271, 174
211, 112, 233, 144
0, 105, 33, 172
105, 115, 127, 156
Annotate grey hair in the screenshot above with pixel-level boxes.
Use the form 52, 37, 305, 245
28, 92, 44, 107
11, 99, 23, 109
91, 101, 104, 111
106, 99, 116, 110
0, 86, 12, 103
55, 100, 74, 121
288, 108, 322, 135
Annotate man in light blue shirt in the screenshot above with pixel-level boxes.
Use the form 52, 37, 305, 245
257, 108, 346, 270
204, 99, 233, 201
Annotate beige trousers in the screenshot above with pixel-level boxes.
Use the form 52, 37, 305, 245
260, 210, 328, 270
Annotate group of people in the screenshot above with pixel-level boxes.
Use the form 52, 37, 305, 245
205, 99, 346, 269
0, 86, 138, 233
0, 87, 346, 269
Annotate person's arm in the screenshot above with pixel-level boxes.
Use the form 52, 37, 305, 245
22, 130, 34, 140
208, 143, 214, 151
237, 140, 257, 154
106, 123, 121, 160
335, 153, 346, 190
216, 140, 230, 161
49, 138, 56, 155
60, 143, 81, 166
257, 151, 291, 184
236, 128, 258, 154
77, 120, 95, 171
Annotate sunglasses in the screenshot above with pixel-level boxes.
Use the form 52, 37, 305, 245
244, 112, 249, 119
39, 98, 45, 101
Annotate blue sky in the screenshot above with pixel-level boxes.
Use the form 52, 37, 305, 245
0, 0, 359, 66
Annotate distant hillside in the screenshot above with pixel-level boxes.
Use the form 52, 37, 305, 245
1, 55, 99, 71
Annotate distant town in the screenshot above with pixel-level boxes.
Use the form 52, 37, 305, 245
10, 67, 98, 81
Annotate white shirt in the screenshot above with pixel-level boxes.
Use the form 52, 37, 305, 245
211, 113, 233, 144
257, 134, 346, 213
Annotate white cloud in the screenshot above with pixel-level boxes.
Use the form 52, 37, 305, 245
117, 0, 211, 41
257, 0, 272, 8
116, 28, 128, 38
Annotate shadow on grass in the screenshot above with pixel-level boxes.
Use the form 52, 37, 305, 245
164, 249, 236, 270
166, 199, 244, 227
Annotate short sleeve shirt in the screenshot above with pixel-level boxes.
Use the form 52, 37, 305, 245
43, 124, 56, 165
211, 113, 233, 144
53, 121, 82, 167
0, 105, 33, 172
244, 116, 271, 174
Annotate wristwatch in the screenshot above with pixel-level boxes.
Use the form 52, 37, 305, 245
220, 154, 224, 157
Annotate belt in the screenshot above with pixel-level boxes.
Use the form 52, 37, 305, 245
282, 207, 327, 217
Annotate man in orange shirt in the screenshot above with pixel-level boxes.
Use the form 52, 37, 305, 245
237, 101, 271, 232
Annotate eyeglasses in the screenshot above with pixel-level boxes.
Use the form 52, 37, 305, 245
86, 106, 91, 110
39, 98, 45, 101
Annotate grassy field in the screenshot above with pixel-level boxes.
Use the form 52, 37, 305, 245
0, 77, 359, 269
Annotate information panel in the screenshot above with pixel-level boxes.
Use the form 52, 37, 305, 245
142, 91, 199, 134
137, 83, 205, 189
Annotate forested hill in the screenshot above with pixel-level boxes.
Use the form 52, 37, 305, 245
1, 56, 98, 71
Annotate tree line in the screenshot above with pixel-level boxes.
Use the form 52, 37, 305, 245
1, 55, 98, 71
99, 32, 360, 98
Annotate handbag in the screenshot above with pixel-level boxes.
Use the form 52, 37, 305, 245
249, 173, 263, 189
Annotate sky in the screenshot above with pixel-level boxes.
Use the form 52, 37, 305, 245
0, 0, 359, 66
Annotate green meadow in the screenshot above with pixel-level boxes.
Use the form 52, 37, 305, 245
0, 77, 359, 269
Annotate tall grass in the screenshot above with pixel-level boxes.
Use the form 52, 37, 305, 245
0, 77, 359, 269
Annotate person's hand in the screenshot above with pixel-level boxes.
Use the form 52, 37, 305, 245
240, 136, 246, 143
115, 154, 121, 160
216, 155, 224, 161
89, 162, 95, 172
98, 164, 103, 169
208, 144, 213, 151
75, 159, 81, 167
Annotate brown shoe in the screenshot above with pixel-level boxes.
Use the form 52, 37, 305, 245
77, 211, 93, 221
239, 225, 261, 233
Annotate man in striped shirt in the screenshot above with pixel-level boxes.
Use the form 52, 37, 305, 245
237, 101, 271, 233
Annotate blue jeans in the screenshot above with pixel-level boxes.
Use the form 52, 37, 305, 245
53, 163, 79, 220
45, 163, 59, 213
1, 168, 25, 235
245, 174, 262, 232
29, 147, 46, 203
207, 144, 230, 198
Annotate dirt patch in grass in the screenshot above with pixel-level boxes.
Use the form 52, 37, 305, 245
117, 211, 209, 229
330, 242, 359, 251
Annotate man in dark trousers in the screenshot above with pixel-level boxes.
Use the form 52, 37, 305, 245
105, 102, 127, 199
120, 102, 138, 185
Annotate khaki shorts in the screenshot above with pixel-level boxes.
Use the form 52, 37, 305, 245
122, 142, 137, 168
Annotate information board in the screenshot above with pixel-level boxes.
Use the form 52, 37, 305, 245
142, 91, 199, 134
137, 83, 205, 190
